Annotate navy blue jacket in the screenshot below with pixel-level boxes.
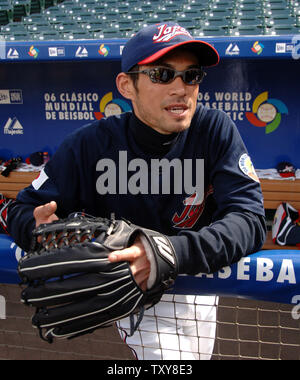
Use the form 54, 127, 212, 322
8, 105, 266, 275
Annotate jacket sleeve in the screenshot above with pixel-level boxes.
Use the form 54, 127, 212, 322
169, 210, 266, 275
7, 134, 80, 252
7, 201, 36, 252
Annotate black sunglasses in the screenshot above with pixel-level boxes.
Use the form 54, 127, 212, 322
126, 66, 206, 85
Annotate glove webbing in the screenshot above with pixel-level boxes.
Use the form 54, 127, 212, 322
31, 214, 117, 253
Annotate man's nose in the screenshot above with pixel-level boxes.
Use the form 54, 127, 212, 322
168, 76, 187, 96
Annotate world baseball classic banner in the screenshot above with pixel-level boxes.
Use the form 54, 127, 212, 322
0, 36, 299, 169
0, 234, 299, 305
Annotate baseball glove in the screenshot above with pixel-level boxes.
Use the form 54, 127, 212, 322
18, 213, 178, 343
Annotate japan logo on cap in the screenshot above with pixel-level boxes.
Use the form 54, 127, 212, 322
153, 24, 192, 43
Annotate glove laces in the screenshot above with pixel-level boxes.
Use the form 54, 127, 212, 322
128, 307, 145, 337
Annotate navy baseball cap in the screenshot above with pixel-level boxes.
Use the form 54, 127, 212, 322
121, 22, 220, 72
276, 161, 296, 178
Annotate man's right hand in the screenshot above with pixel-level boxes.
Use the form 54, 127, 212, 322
33, 201, 59, 228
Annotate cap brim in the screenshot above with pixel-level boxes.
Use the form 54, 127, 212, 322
138, 40, 219, 67
278, 172, 295, 178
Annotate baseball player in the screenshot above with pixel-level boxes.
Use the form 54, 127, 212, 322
8, 22, 266, 360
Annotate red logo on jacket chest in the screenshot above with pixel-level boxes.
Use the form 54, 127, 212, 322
172, 186, 213, 229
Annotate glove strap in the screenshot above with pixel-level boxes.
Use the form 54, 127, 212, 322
139, 234, 157, 289
138, 229, 178, 292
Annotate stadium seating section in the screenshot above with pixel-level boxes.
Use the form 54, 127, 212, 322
0, 0, 299, 41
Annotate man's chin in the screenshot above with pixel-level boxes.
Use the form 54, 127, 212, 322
170, 119, 192, 133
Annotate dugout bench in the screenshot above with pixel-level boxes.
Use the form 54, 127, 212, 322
0, 171, 299, 251
0, 171, 37, 199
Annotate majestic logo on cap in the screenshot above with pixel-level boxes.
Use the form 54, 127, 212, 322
153, 24, 192, 43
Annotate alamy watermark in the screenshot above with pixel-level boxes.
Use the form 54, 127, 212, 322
0, 295, 5, 319
96, 151, 204, 205
291, 295, 300, 320
0, 36, 5, 60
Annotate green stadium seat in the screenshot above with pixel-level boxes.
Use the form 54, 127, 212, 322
46, 14, 73, 25
166, 0, 186, 4
270, 15, 296, 26
233, 25, 265, 35
91, 30, 104, 38
30, 30, 60, 39
0, 7, 13, 25
23, 13, 48, 24
12, 0, 31, 21
268, 1, 290, 10
125, 0, 139, 6
81, 20, 103, 32
143, 16, 161, 26
101, 0, 118, 9
27, 23, 53, 32
181, 9, 207, 21
70, 12, 97, 23
236, 3, 258, 11
118, 19, 142, 35
182, 3, 210, 15
182, 4, 209, 19
1, 21, 28, 33
127, 10, 145, 22
231, 16, 265, 27
203, 16, 231, 28
150, 11, 174, 21
101, 27, 120, 38
162, 3, 183, 14
52, 20, 79, 33
87, 5, 106, 18
292, 7, 300, 17
118, 18, 135, 29
210, 0, 236, 8
43, 5, 65, 15
183, 0, 211, 8
62, 29, 91, 39
116, 4, 130, 16
267, 24, 300, 34
175, 18, 197, 30
119, 28, 136, 38
63, 6, 87, 17
39, 0, 58, 11
267, 8, 292, 17
118, 22, 134, 31
103, 10, 123, 21
59, 0, 77, 7
81, 0, 100, 6
199, 26, 229, 36
266, 0, 287, 3
206, 9, 234, 19
4, 31, 31, 40
30, 0, 41, 14
235, 9, 265, 19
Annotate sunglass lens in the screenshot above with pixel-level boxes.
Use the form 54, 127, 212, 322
158, 68, 173, 83
185, 69, 202, 84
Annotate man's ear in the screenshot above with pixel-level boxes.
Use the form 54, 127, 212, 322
116, 72, 136, 100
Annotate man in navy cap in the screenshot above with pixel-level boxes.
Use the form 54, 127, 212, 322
8, 22, 266, 360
